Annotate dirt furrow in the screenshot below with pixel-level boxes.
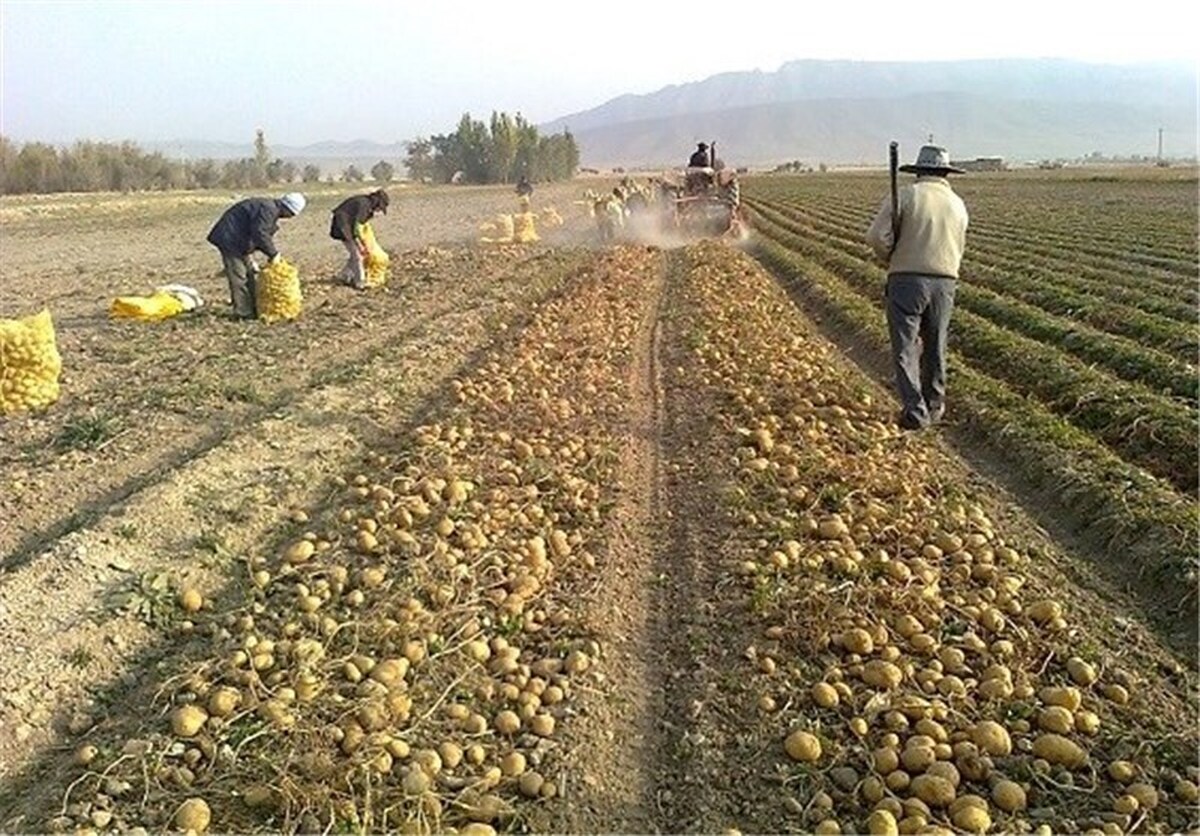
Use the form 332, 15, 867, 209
552, 247, 667, 832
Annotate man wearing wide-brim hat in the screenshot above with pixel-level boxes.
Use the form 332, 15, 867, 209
866, 145, 969, 430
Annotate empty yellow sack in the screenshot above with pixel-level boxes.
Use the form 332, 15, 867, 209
356, 221, 390, 288
0, 309, 62, 414
256, 258, 302, 323
109, 291, 186, 322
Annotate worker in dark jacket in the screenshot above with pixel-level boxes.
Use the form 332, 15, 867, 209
207, 192, 306, 318
329, 188, 389, 290
688, 142, 711, 169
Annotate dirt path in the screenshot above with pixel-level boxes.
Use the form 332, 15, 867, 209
553, 247, 668, 832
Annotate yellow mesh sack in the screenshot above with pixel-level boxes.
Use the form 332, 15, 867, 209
109, 291, 186, 322
539, 206, 564, 228
0, 309, 62, 414
256, 258, 302, 323
356, 221, 390, 288
512, 212, 539, 243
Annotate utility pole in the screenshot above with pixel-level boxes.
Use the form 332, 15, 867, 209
1157, 127, 1163, 162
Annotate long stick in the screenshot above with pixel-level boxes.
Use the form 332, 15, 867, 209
889, 141, 900, 247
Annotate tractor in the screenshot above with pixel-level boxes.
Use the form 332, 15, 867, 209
670, 142, 744, 238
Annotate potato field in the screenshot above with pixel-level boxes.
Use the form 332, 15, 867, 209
0, 170, 1196, 835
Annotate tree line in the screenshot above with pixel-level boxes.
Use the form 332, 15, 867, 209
0, 130, 331, 195
404, 112, 578, 184
1, 114, 580, 195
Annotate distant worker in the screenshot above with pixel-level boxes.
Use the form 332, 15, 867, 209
206, 192, 306, 319
329, 188, 389, 290
515, 175, 533, 197
866, 145, 969, 430
688, 142, 711, 169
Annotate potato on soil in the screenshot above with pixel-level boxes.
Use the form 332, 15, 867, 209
170, 704, 208, 737
784, 730, 822, 762
1031, 733, 1088, 768
175, 797, 211, 832
179, 587, 203, 613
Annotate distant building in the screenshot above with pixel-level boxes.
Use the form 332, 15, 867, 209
952, 157, 1006, 172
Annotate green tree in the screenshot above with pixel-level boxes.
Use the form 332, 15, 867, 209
343, 164, 364, 182
191, 158, 221, 188
253, 129, 270, 185
370, 160, 395, 183
489, 111, 518, 183
12, 143, 62, 193
404, 137, 435, 182
302, 164, 322, 183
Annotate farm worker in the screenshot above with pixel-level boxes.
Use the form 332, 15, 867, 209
515, 175, 533, 197
688, 142, 711, 168
866, 145, 969, 430
206, 192, 306, 319
329, 188, 390, 290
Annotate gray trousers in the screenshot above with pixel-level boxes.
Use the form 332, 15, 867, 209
337, 239, 365, 289
886, 273, 956, 425
220, 252, 258, 318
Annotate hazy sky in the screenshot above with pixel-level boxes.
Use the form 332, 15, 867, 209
2, 0, 1197, 146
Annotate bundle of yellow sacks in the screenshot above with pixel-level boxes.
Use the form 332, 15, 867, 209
356, 221, 390, 288
256, 258, 303, 323
0, 309, 62, 414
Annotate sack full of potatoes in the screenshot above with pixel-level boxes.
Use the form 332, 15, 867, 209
0, 309, 63, 414
479, 213, 515, 244
356, 221, 390, 288
512, 211, 539, 243
256, 258, 302, 323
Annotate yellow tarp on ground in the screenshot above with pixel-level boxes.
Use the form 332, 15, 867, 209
0, 309, 62, 414
109, 291, 186, 322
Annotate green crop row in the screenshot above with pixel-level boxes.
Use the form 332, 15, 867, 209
748, 198, 1198, 359
789, 198, 1196, 316
747, 203, 1199, 494
747, 233, 1198, 622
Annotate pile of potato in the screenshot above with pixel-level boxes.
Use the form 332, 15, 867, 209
479, 214, 515, 244
0, 308, 62, 414
45, 248, 657, 835
680, 241, 1198, 835
255, 258, 302, 323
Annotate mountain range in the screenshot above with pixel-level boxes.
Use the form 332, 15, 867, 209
145, 59, 1197, 170
545, 58, 1197, 168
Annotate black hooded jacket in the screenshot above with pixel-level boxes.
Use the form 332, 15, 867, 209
207, 198, 286, 258
330, 191, 389, 241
